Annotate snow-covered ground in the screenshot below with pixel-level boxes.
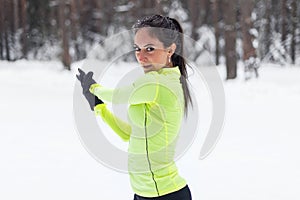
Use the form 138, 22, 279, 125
0, 60, 299, 200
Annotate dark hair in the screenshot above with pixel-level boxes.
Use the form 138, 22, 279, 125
133, 14, 193, 115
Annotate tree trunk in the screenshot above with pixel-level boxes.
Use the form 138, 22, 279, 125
8, 0, 15, 49
240, 0, 258, 79
188, 0, 200, 40
258, 0, 272, 60
144, 0, 157, 16
155, 0, 164, 15
199, 0, 210, 25
281, 0, 287, 46
240, 1, 257, 60
212, 0, 220, 65
3, 0, 10, 60
13, 0, 19, 34
222, 0, 237, 79
59, 1, 71, 70
37, 0, 47, 44
0, 0, 4, 59
20, 0, 27, 58
272, 0, 280, 33
93, 0, 102, 34
4, 25, 10, 61
70, 0, 81, 60
291, 0, 297, 64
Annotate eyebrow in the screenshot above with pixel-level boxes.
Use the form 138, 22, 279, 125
134, 43, 155, 48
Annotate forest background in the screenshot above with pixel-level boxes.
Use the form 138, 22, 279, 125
0, 0, 299, 79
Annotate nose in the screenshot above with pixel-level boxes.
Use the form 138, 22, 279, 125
136, 51, 147, 63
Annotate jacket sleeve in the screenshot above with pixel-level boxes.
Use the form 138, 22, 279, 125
94, 104, 131, 142
90, 83, 133, 104
90, 72, 159, 105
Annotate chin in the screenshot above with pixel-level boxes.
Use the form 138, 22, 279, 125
142, 66, 154, 73
143, 69, 152, 73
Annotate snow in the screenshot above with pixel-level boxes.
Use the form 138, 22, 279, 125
0, 59, 300, 200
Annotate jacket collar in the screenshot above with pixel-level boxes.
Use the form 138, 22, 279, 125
157, 66, 180, 75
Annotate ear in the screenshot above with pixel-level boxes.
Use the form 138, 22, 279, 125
168, 43, 177, 56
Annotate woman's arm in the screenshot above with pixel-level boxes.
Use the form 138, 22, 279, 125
90, 72, 159, 105
90, 84, 133, 104
94, 104, 131, 142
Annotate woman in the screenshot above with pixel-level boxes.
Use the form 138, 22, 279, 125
77, 14, 193, 200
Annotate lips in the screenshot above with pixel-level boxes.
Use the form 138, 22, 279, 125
142, 65, 152, 69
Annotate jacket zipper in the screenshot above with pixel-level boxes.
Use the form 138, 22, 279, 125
144, 103, 160, 196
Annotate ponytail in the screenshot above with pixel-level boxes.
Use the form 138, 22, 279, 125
169, 17, 193, 115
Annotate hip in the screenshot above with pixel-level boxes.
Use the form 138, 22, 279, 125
133, 185, 192, 200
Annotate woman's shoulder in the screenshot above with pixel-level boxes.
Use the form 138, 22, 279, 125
132, 67, 181, 88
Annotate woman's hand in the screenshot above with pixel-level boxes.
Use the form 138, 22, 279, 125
76, 68, 103, 111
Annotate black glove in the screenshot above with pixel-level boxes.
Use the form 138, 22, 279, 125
76, 68, 103, 111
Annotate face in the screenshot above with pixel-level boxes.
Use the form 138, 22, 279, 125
134, 28, 174, 73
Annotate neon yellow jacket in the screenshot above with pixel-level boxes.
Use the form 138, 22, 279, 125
90, 67, 187, 197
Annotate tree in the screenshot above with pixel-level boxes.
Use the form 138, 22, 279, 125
290, 0, 298, 64
3, 0, 11, 60
0, 0, 4, 59
186, 0, 211, 40
1, 0, 299, 69
272, 0, 281, 33
13, 0, 19, 33
92, 0, 102, 34
70, 0, 81, 60
222, 0, 237, 79
240, 0, 259, 79
59, 1, 71, 69
187, 0, 200, 40
256, 0, 271, 60
281, 0, 287, 45
211, 0, 220, 65
20, 0, 28, 58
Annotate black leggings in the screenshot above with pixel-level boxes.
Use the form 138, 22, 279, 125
133, 185, 192, 200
